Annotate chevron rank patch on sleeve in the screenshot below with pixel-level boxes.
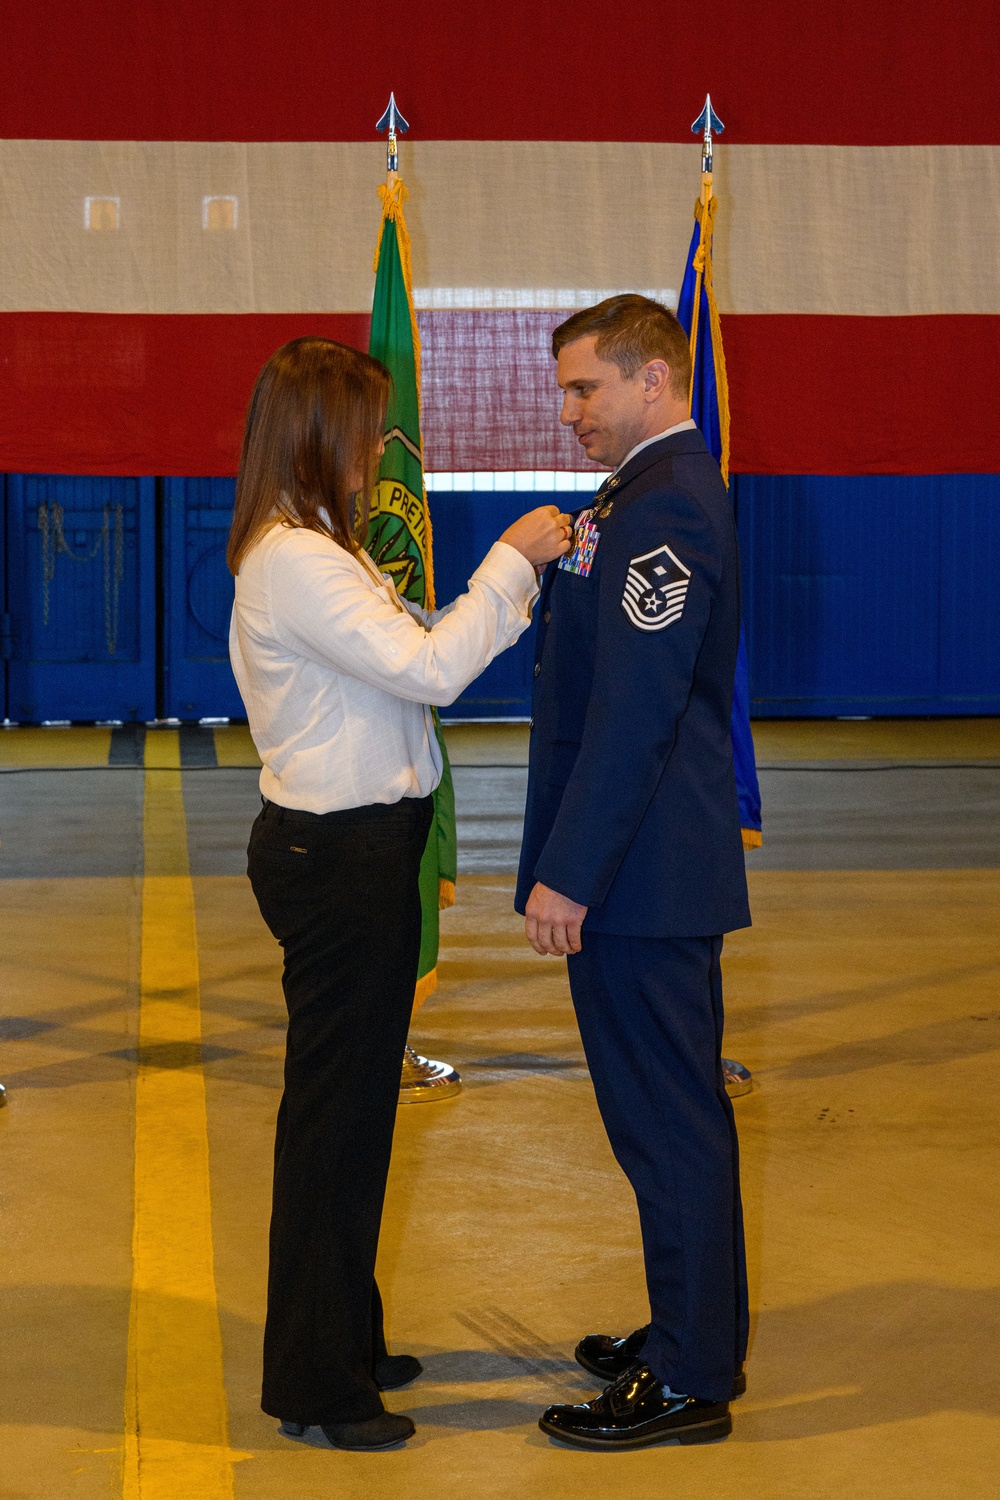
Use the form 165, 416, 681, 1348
621, 543, 691, 631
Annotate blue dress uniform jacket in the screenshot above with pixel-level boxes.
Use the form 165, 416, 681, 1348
515, 427, 751, 939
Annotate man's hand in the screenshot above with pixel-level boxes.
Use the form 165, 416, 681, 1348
524, 882, 588, 956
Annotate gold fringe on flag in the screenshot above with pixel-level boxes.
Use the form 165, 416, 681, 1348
408, 878, 456, 1011
412, 966, 438, 1014
409, 878, 454, 1011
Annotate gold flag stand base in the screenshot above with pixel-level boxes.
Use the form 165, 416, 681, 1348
723, 1059, 752, 1099
399, 1045, 462, 1104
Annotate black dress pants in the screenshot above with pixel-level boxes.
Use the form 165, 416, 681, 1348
566, 933, 749, 1404
247, 793, 434, 1426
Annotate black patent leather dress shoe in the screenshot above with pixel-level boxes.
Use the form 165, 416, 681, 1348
575, 1324, 747, 1399
540, 1363, 731, 1450
279, 1412, 415, 1450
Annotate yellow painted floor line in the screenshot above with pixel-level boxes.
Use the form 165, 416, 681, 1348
124, 729, 243, 1497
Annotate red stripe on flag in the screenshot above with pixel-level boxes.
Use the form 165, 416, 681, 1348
0, 311, 996, 477
0, 1, 997, 146
725, 315, 1000, 476
0, 313, 370, 476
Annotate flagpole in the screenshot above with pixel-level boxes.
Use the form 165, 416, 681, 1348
681, 97, 752, 1100
373, 94, 463, 1104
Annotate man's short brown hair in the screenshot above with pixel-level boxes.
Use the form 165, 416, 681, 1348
552, 294, 692, 399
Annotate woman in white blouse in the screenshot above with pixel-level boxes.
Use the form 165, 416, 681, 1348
227, 337, 571, 1453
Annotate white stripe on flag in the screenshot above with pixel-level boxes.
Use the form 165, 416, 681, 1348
0, 140, 995, 315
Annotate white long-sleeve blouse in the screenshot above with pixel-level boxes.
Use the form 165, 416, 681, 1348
229, 521, 539, 813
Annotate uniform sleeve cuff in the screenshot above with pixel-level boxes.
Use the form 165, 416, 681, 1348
532, 857, 601, 911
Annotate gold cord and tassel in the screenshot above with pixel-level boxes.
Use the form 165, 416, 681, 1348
686, 174, 732, 489
374, 175, 423, 397
689, 174, 756, 850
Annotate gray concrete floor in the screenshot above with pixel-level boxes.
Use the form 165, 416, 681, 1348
455, 762, 1000, 874
2, 758, 998, 881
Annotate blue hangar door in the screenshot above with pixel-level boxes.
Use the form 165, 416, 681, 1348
737, 473, 1000, 716
162, 478, 245, 720
429, 490, 539, 719
4, 475, 155, 722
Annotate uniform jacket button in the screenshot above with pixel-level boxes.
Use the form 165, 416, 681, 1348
534, 662, 541, 677
543, 609, 551, 623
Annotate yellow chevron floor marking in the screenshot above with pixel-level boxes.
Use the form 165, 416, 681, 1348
751, 715, 1000, 761
0, 723, 111, 766
124, 729, 245, 1498
212, 724, 261, 767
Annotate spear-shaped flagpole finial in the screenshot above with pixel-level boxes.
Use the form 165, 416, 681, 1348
376, 92, 410, 175
691, 93, 724, 174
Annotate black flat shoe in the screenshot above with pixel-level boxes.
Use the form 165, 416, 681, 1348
375, 1352, 423, 1390
280, 1351, 422, 1432
575, 1325, 746, 1399
540, 1362, 731, 1450
322, 1412, 415, 1450
279, 1413, 415, 1450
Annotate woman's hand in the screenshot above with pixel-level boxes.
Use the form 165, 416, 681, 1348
500, 506, 574, 567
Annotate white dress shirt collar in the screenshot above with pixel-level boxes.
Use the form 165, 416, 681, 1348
614, 418, 697, 475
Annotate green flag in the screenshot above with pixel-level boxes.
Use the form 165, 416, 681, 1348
368, 176, 457, 1007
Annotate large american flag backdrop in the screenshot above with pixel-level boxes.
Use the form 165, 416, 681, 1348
0, 0, 996, 478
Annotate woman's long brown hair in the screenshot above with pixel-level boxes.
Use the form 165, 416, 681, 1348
226, 337, 391, 575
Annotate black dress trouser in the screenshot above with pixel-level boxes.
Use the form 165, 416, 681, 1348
247, 793, 434, 1426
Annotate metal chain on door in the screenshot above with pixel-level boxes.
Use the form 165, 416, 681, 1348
39, 500, 125, 655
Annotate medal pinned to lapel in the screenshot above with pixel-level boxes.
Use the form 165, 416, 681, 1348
622, 543, 691, 630
558, 511, 601, 578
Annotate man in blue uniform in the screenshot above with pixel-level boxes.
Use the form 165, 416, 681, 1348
515, 295, 751, 1450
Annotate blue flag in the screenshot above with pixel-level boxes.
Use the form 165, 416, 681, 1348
677, 189, 762, 845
